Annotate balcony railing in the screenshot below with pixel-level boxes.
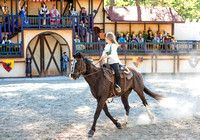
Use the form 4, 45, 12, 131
74, 41, 200, 55
0, 43, 22, 57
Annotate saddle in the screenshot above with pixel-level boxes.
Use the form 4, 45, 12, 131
102, 64, 133, 97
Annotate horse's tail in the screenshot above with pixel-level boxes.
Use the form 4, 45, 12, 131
144, 86, 164, 101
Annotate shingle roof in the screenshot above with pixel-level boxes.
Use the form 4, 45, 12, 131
105, 6, 185, 23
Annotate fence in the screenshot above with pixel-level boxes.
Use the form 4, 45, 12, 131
0, 42, 22, 57
74, 41, 200, 55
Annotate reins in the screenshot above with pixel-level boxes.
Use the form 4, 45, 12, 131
82, 70, 101, 77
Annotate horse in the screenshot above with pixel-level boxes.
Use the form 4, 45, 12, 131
69, 52, 163, 137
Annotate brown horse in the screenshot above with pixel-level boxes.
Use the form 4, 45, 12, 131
70, 52, 163, 137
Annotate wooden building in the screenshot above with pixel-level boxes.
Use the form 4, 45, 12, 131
0, 0, 199, 78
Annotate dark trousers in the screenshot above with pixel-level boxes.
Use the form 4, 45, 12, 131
110, 63, 121, 86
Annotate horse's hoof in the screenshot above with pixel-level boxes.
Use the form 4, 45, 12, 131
88, 129, 95, 137
116, 122, 123, 129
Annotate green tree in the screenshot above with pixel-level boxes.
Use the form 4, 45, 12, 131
104, 0, 200, 21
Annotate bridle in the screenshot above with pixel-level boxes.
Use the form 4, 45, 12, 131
71, 58, 101, 78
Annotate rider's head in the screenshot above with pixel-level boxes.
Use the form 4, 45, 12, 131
106, 32, 119, 47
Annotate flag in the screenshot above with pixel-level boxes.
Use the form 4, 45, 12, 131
2, 60, 14, 72
133, 57, 143, 68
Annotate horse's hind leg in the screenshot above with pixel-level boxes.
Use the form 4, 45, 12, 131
134, 88, 154, 120
121, 89, 132, 124
103, 103, 122, 129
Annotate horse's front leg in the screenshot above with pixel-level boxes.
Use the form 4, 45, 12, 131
103, 103, 123, 129
88, 97, 106, 137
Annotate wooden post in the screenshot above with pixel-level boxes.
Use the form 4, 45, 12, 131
144, 23, 146, 30
8, 14, 11, 36
12, 14, 15, 34
85, 26, 87, 42
158, 24, 160, 32
88, 0, 90, 14
172, 23, 174, 35
0, 23, 2, 43
3, 14, 6, 37
56, 0, 58, 9
114, 22, 117, 35
129, 22, 131, 35
11, 0, 13, 14
91, 0, 93, 15
103, 2, 105, 31
60, 0, 63, 17
40, 35, 45, 77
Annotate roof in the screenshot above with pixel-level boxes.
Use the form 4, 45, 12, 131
105, 6, 185, 23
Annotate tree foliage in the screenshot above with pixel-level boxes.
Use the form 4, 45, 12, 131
104, 0, 200, 21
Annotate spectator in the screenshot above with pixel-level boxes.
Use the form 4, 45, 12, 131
147, 27, 152, 34
116, 33, 121, 41
74, 35, 85, 50
163, 30, 167, 37
40, 3, 50, 26
19, 1, 30, 26
118, 34, 126, 49
147, 31, 153, 42
131, 34, 138, 49
79, 20, 86, 41
131, 34, 138, 42
125, 35, 130, 49
25, 54, 32, 78
69, 7, 78, 17
2, 3, 9, 15
50, 4, 60, 27
143, 30, 148, 41
2, 36, 11, 44
170, 35, 178, 50
157, 31, 160, 38
137, 33, 144, 43
80, 7, 87, 23
62, 52, 69, 76
98, 29, 106, 42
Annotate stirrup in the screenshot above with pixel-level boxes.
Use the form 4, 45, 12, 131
115, 84, 121, 93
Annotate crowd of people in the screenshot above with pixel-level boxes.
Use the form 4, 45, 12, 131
116, 27, 177, 50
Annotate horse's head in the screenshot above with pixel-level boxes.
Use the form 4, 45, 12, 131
69, 52, 86, 80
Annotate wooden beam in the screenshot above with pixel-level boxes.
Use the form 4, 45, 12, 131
56, 0, 58, 9
73, 0, 76, 10
76, 0, 82, 10
115, 22, 117, 35
129, 22, 131, 34
60, 0, 63, 16
91, 0, 93, 15
88, 0, 90, 14
172, 23, 174, 35
44, 37, 60, 73
63, 2, 69, 16
103, 0, 105, 31
11, 0, 13, 14
27, 45, 40, 74
15, 0, 17, 15
93, 0, 103, 19
40, 35, 45, 77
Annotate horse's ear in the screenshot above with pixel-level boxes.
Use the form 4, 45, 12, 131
73, 54, 76, 58
75, 52, 82, 58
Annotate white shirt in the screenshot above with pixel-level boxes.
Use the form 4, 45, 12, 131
102, 43, 121, 64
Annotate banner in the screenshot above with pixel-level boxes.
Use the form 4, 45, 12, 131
189, 56, 199, 68
2, 60, 14, 72
133, 57, 143, 68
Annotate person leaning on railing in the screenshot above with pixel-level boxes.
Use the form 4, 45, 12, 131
1, 35, 12, 53
19, 1, 30, 27
118, 33, 126, 50
131, 34, 138, 50
40, 3, 50, 26
80, 7, 87, 23
50, 4, 60, 27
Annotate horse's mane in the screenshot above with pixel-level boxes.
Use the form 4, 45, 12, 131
83, 57, 100, 70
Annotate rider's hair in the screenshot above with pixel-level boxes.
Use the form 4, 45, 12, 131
106, 32, 119, 47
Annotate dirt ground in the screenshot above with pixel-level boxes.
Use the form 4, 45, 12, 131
0, 75, 200, 140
